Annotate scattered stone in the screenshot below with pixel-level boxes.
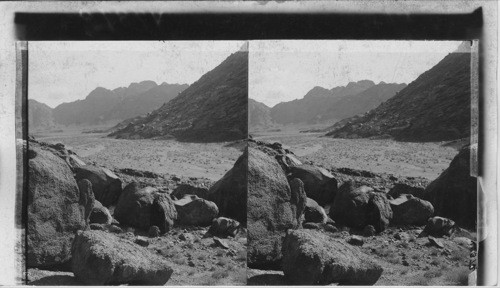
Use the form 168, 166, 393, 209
247, 148, 306, 269
428, 236, 444, 249
74, 165, 123, 207
304, 197, 328, 223
207, 151, 247, 223
348, 235, 364, 246
324, 224, 338, 233
179, 233, 194, 242
282, 229, 383, 285
149, 226, 161, 238
89, 200, 113, 225
424, 216, 456, 237
27, 142, 92, 268
390, 194, 434, 225
289, 165, 338, 206
89, 223, 106, 231
363, 225, 376, 236
71, 230, 173, 285
206, 217, 240, 238
174, 195, 219, 226
303, 222, 322, 230
213, 237, 229, 249
108, 225, 123, 234
135, 236, 150, 247
394, 232, 410, 241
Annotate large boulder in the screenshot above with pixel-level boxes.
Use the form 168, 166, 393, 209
114, 182, 177, 232
330, 181, 392, 232
282, 229, 383, 285
207, 150, 247, 223
74, 165, 122, 207
424, 146, 477, 228
288, 165, 338, 206
390, 194, 434, 225
71, 230, 173, 285
366, 193, 393, 232
247, 148, 306, 269
89, 200, 112, 225
151, 193, 178, 233
174, 195, 219, 226
304, 197, 328, 224
27, 143, 93, 268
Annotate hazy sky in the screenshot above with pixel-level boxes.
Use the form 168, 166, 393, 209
29, 41, 245, 108
249, 40, 465, 107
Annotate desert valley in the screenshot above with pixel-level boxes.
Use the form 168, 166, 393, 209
22, 40, 477, 286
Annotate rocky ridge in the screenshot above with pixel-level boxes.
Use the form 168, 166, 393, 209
109, 51, 248, 142
326, 51, 471, 142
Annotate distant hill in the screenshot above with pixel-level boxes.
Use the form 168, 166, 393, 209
249, 98, 276, 131
51, 81, 187, 126
28, 99, 55, 130
326, 51, 471, 142
269, 80, 405, 125
109, 51, 248, 142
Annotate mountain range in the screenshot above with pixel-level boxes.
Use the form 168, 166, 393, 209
249, 80, 406, 130
29, 81, 188, 129
326, 51, 471, 142
109, 50, 248, 142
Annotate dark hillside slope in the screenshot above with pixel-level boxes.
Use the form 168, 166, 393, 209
326, 52, 471, 142
109, 51, 248, 142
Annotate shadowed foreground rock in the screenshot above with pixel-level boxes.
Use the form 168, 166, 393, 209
248, 148, 306, 269
424, 145, 477, 228
71, 230, 173, 285
27, 143, 92, 268
282, 229, 383, 285
208, 149, 247, 223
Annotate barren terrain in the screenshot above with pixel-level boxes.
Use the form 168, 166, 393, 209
35, 131, 242, 182
252, 130, 459, 180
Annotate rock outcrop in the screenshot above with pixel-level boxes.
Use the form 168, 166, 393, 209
282, 229, 383, 285
27, 142, 92, 268
71, 230, 173, 285
247, 148, 306, 269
